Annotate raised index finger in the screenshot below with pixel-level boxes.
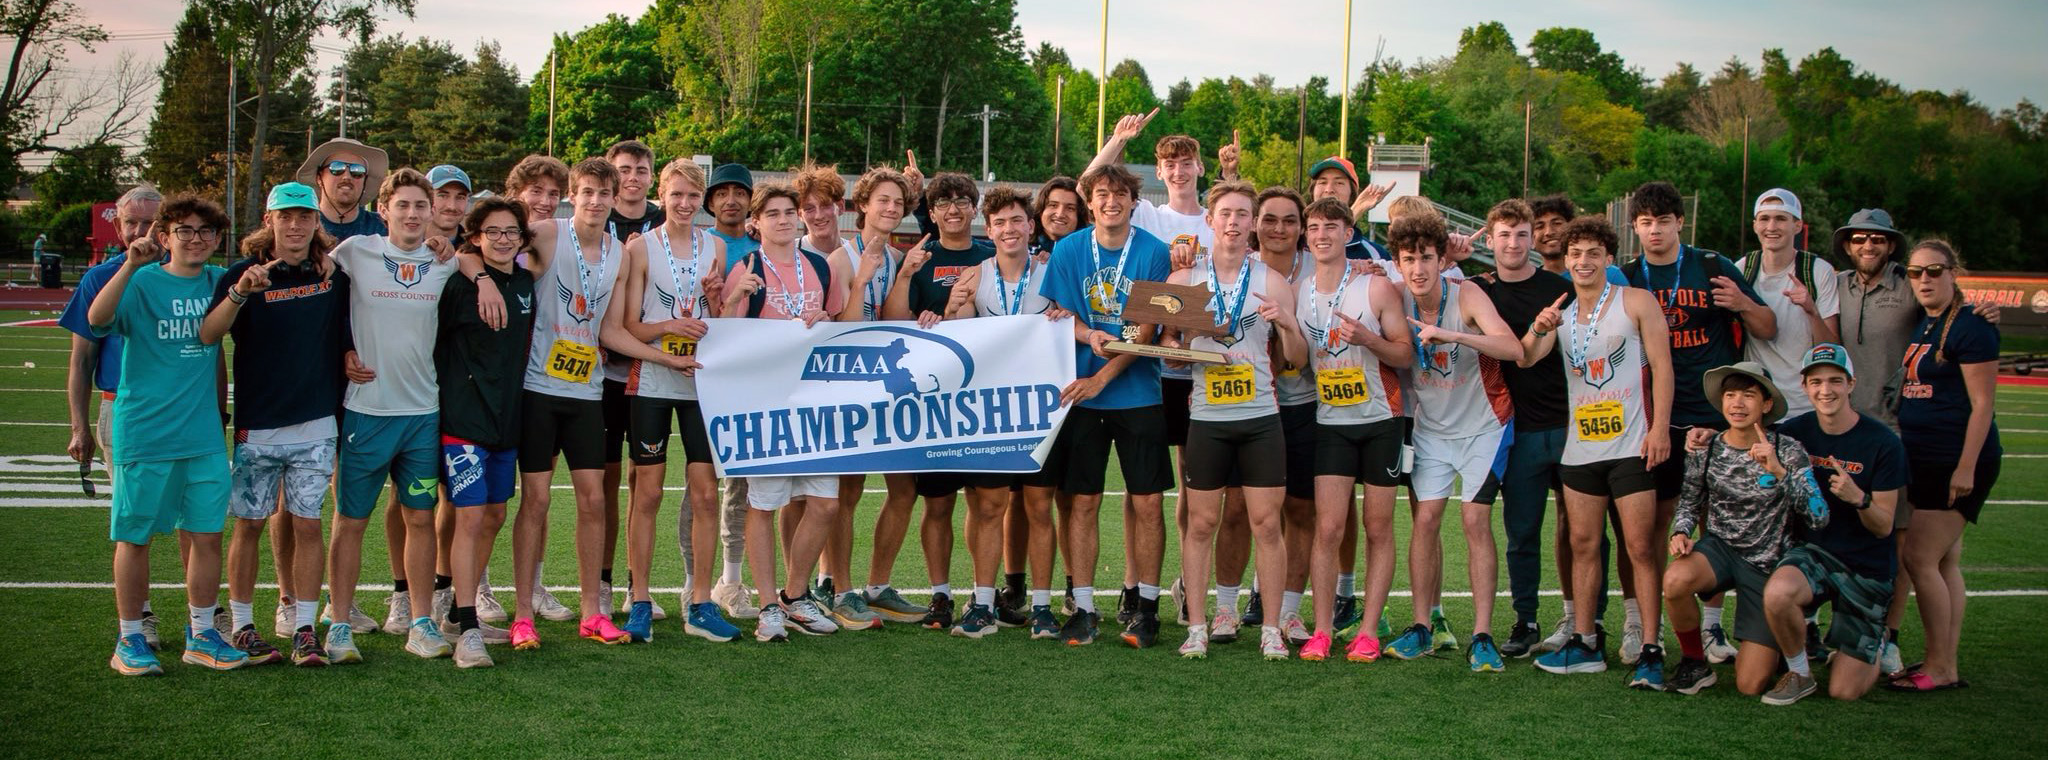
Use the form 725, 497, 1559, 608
905, 150, 918, 170
1551, 293, 1569, 309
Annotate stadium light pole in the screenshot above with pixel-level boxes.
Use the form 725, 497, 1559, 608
1097, 0, 1108, 150
1339, 0, 1354, 160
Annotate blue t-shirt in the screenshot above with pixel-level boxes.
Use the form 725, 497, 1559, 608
211, 258, 353, 432
58, 255, 132, 392
321, 209, 388, 241
1037, 225, 1173, 410
1898, 307, 2002, 464
1778, 412, 1910, 578
1345, 228, 1390, 261
714, 228, 761, 274
1623, 245, 1766, 428
91, 264, 228, 464
1604, 265, 1629, 286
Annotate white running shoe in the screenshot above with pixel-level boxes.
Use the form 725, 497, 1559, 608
1170, 577, 1189, 626
647, 595, 668, 621
1210, 607, 1243, 644
785, 596, 840, 636
404, 618, 451, 659
320, 601, 379, 634
1620, 621, 1645, 666
1180, 625, 1209, 659
431, 587, 454, 628
476, 585, 507, 623
755, 604, 789, 642
1704, 623, 1739, 664
213, 606, 232, 637
325, 623, 363, 664
1533, 616, 1573, 654
274, 602, 297, 639
596, 581, 615, 619
1260, 625, 1290, 660
532, 586, 576, 622
383, 593, 413, 634
712, 580, 760, 620
1280, 612, 1311, 644
453, 628, 493, 669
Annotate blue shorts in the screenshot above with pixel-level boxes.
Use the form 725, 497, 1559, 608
442, 437, 517, 508
110, 453, 229, 544
337, 411, 440, 519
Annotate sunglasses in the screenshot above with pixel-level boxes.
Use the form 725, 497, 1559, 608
325, 161, 368, 178
1904, 264, 1951, 280
1847, 233, 1891, 246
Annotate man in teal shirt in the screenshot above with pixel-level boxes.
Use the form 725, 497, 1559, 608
88, 194, 247, 676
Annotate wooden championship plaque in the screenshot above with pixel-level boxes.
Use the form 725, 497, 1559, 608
1102, 280, 1228, 364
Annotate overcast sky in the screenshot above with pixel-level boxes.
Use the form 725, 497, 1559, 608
65, 0, 2048, 157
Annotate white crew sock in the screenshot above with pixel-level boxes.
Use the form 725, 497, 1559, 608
1702, 604, 1724, 630
864, 584, 888, 599
1281, 591, 1304, 620
1623, 598, 1642, 628
141, 600, 153, 615
188, 605, 212, 636
1073, 586, 1097, 613
1786, 651, 1811, 677
722, 560, 743, 584
1561, 599, 1576, 622
932, 582, 952, 598
1337, 573, 1357, 598
229, 600, 253, 631
1430, 603, 1444, 618
296, 600, 318, 632
973, 586, 995, 608
119, 618, 143, 637
1137, 582, 1160, 601
1030, 589, 1051, 607
1216, 585, 1241, 612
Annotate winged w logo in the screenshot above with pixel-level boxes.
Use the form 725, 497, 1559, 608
1582, 343, 1629, 390
558, 281, 606, 322
383, 256, 431, 289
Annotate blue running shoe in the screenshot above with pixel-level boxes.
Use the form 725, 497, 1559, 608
1469, 633, 1506, 672
684, 601, 740, 643
110, 633, 162, 676
1535, 634, 1608, 674
182, 626, 249, 671
1628, 644, 1668, 691
1386, 623, 1432, 660
624, 600, 654, 643
1028, 605, 1060, 640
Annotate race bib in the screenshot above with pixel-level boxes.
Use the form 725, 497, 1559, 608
660, 333, 697, 357
1574, 400, 1625, 442
1203, 364, 1255, 405
546, 339, 598, 384
1316, 367, 1369, 407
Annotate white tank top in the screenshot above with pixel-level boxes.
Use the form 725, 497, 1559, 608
1266, 249, 1317, 406
628, 226, 715, 401
1561, 283, 1649, 466
1297, 269, 1401, 425
847, 235, 901, 321
972, 255, 1051, 317
522, 226, 621, 400
1188, 256, 1277, 423
1402, 278, 1512, 438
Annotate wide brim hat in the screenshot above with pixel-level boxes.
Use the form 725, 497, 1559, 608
1701, 361, 1786, 426
296, 138, 390, 197
1831, 208, 1903, 257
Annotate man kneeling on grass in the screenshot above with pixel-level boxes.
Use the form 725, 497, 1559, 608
1662, 362, 1826, 695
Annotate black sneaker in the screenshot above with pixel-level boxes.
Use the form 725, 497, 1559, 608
1062, 580, 1077, 616
1331, 594, 1361, 633
813, 576, 836, 603
1115, 587, 1138, 626
1059, 610, 1099, 646
1592, 622, 1609, 654
994, 598, 1028, 628
999, 585, 1027, 616
1500, 620, 1542, 658
1242, 590, 1265, 627
1669, 656, 1718, 695
1805, 621, 1830, 662
1121, 604, 1160, 649
921, 592, 955, 630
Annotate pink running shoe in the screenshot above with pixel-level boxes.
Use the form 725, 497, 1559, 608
510, 618, 541, 651
579, 614, 630, 645
1346, 632, 1382, 663
1300, 630, 1333, 661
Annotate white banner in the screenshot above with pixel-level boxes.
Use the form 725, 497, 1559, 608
693, 316, 1078, 477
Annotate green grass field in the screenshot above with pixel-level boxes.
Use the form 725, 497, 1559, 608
1, 310, 2044, 758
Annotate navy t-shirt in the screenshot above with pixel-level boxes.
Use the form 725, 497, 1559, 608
1345, 228, 1390, 261
1038, 225, 1173, 410
1778, 412, 1910, 578
1898, 307, 2002, 464
321, 209, 388, 241
211, 258, 353, 431
906, 239, 996, 316
1624, 245, 1766, 428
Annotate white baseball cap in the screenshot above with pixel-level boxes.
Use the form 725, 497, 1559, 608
1753, 188, 1802, 220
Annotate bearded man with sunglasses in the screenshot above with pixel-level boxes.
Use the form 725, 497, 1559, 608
297, 138, 390, 240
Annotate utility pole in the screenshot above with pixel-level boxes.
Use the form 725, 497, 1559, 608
1052, 74, 1064, 174
546, 50, 558, 156
227, 64, 237, 237
974, 104, 1000, 181
1295, 88, 1307, 189
1096, 0, 1108, 149
1339, 0, 1353, 159
802, 59, 814, 163
1522, 99, 1531, 198
337, 65, 347, 138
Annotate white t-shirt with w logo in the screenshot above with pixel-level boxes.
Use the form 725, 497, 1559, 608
333, 235, 455, 415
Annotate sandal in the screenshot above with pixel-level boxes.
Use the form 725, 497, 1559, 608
1883, 671, 1967, 692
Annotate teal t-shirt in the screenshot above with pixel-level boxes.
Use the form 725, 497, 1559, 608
93, 264, 228, 464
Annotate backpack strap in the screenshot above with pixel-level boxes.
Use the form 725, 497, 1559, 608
1741, 251, 1762, 283
1796, 250, 1817, 293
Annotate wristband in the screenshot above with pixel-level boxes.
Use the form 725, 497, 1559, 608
1855, 493, 1871, 511
227, 289, 248, 305
475, 271, 491, 282
1532, 330, 1549, 337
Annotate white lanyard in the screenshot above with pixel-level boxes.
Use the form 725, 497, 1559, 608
1568, 283, 1615, 375
859, 235, 891, 311
762, 251, 807, 316
571, 228, 612, 318
996, 256, 1034, 316
1091, 233, 1135, 321
1309, 264, 1356, 352
657, 226, 700, 317
1206, 254, 1253, 337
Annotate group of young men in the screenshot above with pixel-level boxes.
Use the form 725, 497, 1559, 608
68, 115, 1999, 705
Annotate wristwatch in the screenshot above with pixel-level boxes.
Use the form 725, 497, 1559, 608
474, 271, 491, 282
1855, 492, 1871, 511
